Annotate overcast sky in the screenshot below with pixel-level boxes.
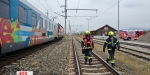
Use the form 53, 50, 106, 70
26, 0, 150, 33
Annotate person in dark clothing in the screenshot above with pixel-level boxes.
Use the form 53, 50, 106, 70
81, 30, 94, 65
103, 31, 120, 67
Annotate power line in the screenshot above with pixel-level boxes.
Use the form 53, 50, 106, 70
42, 0, 54, 15
45, 0, 62, 24
90, 0, 115, 21
37, 0, 53, 15
45, 0, 55, 12
90, 0, 123, 22
98, 0, 114, 12
74, 0, 81, 25
57, 0, 63, 12
30, 0, 47, 13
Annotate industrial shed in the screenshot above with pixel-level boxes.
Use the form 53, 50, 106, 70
90, 24, 117, 36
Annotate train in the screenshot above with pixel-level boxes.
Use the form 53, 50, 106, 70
119, 30, 145, 40
0, 0, 64, 54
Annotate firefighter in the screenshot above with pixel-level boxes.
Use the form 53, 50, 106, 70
81, 30, 94, 65
103, 31, 120, 67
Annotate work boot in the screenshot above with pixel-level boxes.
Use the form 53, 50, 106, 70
111, 63, 115, 68
84, 58, 87, 64
106, 59, 109, 63
89, 58, 92, 65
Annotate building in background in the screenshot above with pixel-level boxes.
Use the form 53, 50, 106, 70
90, 24, 117, 36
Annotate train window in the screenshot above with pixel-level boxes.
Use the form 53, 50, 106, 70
49, 22, 51, 30
39, 17, 43, 29
45, 20, 48, 29
19, 6, 27, 23
1, 0, 9, 4
52, 24, 53, 30
54, 25, 55, 31
0, 0, 10, 19
32, 13, 37, 26
47, 21, 49, 30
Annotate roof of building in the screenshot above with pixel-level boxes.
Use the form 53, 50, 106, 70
90, 24, 117, 32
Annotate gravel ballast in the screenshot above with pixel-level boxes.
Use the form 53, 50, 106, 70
0, 37, 71, 75
135, 33, 150, 43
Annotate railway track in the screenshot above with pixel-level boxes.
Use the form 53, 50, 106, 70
94, 38, 150, 49
0, 39, 62, 69
68, 37, 121, 75
93, 39, 150, 61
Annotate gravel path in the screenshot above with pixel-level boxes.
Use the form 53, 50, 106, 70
0, 37, 71, 75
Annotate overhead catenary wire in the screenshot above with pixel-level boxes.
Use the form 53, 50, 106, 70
57, 0, 63, 12
90, 0, 123, 22
68, 0, 91, 8
30, 0, 51, 15
45, 0, 55, 12
44, 0, 63, 24
74, 0, 81, 25
37, 0, 53, 15
28, 0, 62, 24
98, 0, 114, 12
42, 0, 55, 16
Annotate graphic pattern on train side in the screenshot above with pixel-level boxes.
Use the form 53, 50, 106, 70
0, 17, 48, 48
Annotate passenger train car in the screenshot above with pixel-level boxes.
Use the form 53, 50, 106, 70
0, 0, 64, 54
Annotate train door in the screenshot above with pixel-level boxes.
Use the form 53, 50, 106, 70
0, 44, 1, 54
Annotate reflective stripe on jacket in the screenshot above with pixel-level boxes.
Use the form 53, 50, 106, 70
103, 37, 120, 51
82, 35, 94, 49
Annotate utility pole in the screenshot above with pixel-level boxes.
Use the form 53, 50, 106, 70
65, 0, 67, 34
86, 18, 91, 31
60, 3, 97, 34
118, 0, 119, 38
68, 20, 71, 33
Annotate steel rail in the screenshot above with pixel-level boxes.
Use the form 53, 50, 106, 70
75, 37, 121, 75
94, 39, 150, 61
72, 37, 81, 75
92, 51, 121, 75
94, 38, 150, 49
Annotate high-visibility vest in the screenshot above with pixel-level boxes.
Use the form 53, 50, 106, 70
83, 36, 93, 49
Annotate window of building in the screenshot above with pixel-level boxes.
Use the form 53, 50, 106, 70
104, 27, 108, 30
45, 20, 47, 29
32, 13, 37, 26
39, 17, 43, 29
0, 0, 10, 19
18, 6, 28, 23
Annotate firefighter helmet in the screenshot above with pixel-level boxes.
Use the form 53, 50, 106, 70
85, 30, 90, 35
108, 31, 114, 36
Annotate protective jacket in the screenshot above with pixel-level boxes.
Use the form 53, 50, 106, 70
103, 37, 120, 52
82, 35, 94, 49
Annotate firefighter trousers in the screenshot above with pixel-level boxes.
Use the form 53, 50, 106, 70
107, 48, 115, 65
84, 49, 92, 64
